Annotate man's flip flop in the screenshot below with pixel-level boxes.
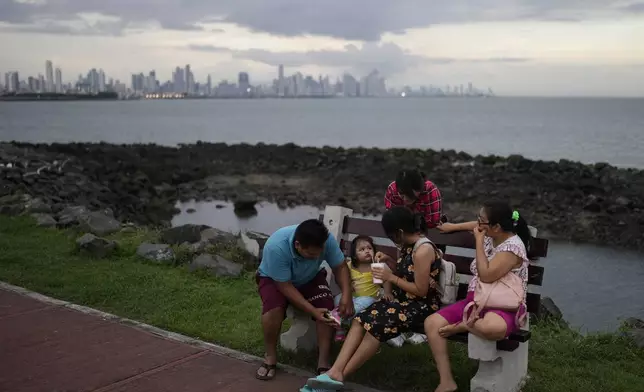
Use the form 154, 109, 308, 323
255, 363, 277, 381
306, 373, 344, 390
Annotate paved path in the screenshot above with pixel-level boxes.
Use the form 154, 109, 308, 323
0, 285, 379, 392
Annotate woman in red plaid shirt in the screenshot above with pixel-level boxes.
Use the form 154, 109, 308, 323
383, 168, 443, 347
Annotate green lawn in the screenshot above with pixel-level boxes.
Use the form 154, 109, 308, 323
0, 215, 642, 392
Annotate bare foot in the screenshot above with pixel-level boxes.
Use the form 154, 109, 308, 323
435, 380, 458, 392
438, 323, 467, 338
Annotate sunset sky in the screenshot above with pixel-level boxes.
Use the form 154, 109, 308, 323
1, 0, 643, 96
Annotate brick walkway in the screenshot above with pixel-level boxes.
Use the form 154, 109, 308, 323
0, 285, 378, 392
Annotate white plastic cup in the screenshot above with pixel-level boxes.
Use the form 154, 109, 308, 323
371, 262, 386, 284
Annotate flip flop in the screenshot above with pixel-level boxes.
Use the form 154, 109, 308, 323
306, 373, 344, 390
255, 363, 277, 381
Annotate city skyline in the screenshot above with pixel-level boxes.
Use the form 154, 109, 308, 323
1, 1, 643, 97
2, 60, 492, 99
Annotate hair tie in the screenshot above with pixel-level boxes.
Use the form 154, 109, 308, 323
512, 210, 520, 226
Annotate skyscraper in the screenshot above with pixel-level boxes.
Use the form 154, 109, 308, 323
238, 72, 250, 94
278, 64, 284, 97
45, 60, 54, 92
55, 68, 62, 93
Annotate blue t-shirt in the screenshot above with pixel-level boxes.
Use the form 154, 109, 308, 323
258, 225, 345, 287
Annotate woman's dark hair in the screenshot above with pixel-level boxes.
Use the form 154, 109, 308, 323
395, 169, 426, 199
349, 235, 376, 267
482, 201, 532, 252
381, 206, 427, 243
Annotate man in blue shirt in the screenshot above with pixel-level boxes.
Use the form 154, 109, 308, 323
255, 219, 354, 381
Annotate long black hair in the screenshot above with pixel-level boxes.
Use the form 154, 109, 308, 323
349, 235, 376, 268
395, 169, 426, 199
482, 201, 532, 252
381, 206, 427, 244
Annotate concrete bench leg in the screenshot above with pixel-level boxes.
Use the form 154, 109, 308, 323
468, 319, 529, 392
280, 305, 318, 352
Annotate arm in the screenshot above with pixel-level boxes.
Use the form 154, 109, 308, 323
424, 183, 443, 228
384, 182, 400, 209
261, 245, 319, 316
325, 235, 355, 316
439, 221, 478, 233
475, 236, 522, 283
387, 245, 435, 297
275, 282, 319, 315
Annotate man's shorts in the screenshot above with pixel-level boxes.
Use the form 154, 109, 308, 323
256, 269, 334, 315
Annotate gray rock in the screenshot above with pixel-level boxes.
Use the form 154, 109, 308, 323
160, 224, 210, 245
615, 196, 632, 207
0, 193, 31, 206
31, 213, 57, 228
57, 205, 89, 227
76, 233, 117, 258
200, 227, 237, 244
239, 230, 269, 258
78, 211, 121, 236
189, 254, 242, 277
188, 241, 208, 254
623, 318, 644, 348
0, 203, 24, 216
137, 243, 174, 263
538, 297, 564, 321
25, 198, 52, 213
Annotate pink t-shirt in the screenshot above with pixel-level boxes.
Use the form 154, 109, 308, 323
468, 235, 529, 299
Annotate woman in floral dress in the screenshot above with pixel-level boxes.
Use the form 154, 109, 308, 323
305, 206, 442, 390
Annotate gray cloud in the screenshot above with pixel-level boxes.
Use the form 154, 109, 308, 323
187, 42, 531, 76
621, 2, 644, 13
0, 0, 634, 41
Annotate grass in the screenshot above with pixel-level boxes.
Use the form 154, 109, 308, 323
1, 215, 643, 392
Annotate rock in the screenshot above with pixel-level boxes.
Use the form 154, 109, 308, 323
189, 254, 243, 277
24, 198, 52, 213
31, 213, 57, 228
160, 224, 210, 245
239, 230, 269, 259
78, 211, 121, 236
537, 297, 564, 322
233, 196, 258, 212
0, 193, 30, 206
57, 205, 89, 227
76, 233, 117, 258
137, 243, 174, 263
186, 208, 196, 213
615, 196, 632, 207
188, 241, 208, 254
0, 204, 24, 216
622, 317, 644, 348
200, 227, 237, 244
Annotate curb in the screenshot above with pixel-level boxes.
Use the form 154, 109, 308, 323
0, 281, 385, 392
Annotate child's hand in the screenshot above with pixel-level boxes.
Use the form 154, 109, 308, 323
383, 293, 394, 302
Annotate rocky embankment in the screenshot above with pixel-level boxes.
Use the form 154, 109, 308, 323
1, 142, 643, 251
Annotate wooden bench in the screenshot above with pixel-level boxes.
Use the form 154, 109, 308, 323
245, 205, 549, 392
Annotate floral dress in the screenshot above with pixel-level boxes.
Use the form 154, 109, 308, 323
354, 241, 441, 342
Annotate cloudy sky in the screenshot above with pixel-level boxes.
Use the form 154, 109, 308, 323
1, 0, 643, 96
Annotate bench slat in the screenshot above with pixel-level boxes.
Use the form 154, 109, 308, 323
339, 240, 545, 286
343, 216, 549, 259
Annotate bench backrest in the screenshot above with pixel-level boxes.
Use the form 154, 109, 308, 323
320, 206, 548, 315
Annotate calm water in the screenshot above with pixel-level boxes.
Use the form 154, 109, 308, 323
1, 98, 644, 168
173, 200, 644, 334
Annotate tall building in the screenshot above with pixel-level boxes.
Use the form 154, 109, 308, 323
98, 69, 106, 92
45, 60, 54, 92
206, 74, 212, 96
238, 72, 250, 93
173, 66, 184, 93
277, 65, 285, 97
55, 68, 62, 93
3, 72, 9, 92
185, 64, 194, 94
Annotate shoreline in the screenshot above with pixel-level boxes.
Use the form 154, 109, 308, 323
1, 141, 643, 252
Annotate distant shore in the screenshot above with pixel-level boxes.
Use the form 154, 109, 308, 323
1, 141, 642, 251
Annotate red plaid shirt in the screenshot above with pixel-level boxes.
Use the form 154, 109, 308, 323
384, 180, 443, 228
